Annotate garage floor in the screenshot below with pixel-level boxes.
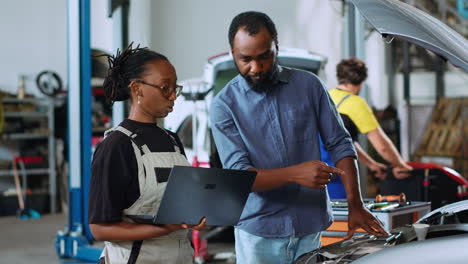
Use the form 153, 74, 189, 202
0, 213, 234, 264
0, 213, 65, 264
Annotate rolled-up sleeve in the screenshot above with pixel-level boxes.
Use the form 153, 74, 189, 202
316, 84, 357, 164
210, 98, 253, 170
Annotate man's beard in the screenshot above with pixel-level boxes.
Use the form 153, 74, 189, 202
237, 59, 279, 93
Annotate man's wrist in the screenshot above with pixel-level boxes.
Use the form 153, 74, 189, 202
393, 159, 407, 167
368, 161, 378, 169
285, 164, 298, 184
347, 196, 364, 209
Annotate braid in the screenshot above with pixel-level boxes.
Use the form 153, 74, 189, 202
101, 42, 168, 104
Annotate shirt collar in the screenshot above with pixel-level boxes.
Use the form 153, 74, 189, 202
238, 65, 291, 93
275, 65, 290, 84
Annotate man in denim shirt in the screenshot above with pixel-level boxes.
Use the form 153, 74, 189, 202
210, 11, 387, 264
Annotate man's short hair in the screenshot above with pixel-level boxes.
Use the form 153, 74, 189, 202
336, 57, 368, 85
228, 11, 278, 48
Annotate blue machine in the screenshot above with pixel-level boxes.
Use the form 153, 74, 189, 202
319, 136, 347, 199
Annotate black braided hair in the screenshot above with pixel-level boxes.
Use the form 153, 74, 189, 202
228, 11, 278, 48
102, 42, 168, 104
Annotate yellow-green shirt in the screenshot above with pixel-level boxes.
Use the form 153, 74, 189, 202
329, 88, 379, 139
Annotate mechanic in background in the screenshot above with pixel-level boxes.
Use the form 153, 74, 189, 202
325, 57, 413, 198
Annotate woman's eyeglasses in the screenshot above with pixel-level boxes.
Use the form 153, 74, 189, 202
135, 80, 183, 98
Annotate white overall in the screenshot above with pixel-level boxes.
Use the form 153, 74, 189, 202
98, 126, 193, 264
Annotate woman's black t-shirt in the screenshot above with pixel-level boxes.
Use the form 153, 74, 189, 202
88, 119, 186, 224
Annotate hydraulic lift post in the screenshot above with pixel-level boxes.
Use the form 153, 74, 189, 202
55, 0, 99, 261
57, 1, 132, 261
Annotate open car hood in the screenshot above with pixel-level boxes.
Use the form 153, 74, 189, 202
295, 201, 468, 263
351, 0, 468, 72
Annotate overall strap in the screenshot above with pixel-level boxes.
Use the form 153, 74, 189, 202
113, 126, 152, 155
109, 126, 147, 192
160, 128, 182, 154
336, 94, 352, 109
126, 240, 143, 264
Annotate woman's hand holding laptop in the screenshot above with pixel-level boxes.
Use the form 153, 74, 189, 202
162, 216, 207, 233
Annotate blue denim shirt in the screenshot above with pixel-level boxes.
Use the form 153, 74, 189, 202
210, 66, 356, 237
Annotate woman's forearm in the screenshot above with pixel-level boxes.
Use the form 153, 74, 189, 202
90, 221, 178, 241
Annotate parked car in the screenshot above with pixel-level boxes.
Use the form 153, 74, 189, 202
164, 48, 327, 167
295, 200, 468, 264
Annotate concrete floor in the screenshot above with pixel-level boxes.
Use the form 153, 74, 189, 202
0, 213, 234, 264
0, 213, 66, 264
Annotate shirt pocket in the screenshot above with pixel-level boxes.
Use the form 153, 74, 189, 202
283, 107, 315, 143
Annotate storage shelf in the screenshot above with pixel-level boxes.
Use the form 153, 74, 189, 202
1, 97, 56, 213
0, 168, 51, 177
93, 126, 108, 133
91, 77, 105, 87
2, 133, 50, 140
4, 112, 48, 118
2, 98, 47, 104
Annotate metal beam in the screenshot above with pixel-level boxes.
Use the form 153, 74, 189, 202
80, 0, 93, 243
108, 0, 130, 18
347, 3, 356, 57
66, 0, 92, 239
386, 42, 396, 107
58, 0, 100, 261
403, 41, 411, 103
434, 56, 445, 100
347, 1, 368, 196
402, 41, 411, 161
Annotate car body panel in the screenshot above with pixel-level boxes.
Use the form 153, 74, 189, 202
351, 0, 468, 72
353, 234, 468, 264
295, 200, 468, 263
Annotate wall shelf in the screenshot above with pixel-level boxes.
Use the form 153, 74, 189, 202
2, 133, 50, 140
0, 168, 51, 177
4, 112, 49, 118
0, 97, 56, 213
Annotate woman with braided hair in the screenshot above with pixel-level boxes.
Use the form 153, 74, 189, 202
88, 43, 206, 264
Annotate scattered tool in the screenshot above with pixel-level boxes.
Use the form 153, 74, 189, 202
12, 157, 41, 219
376, 193, 407, 203
377, 203, 401, 211
365, 193, 410, 211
